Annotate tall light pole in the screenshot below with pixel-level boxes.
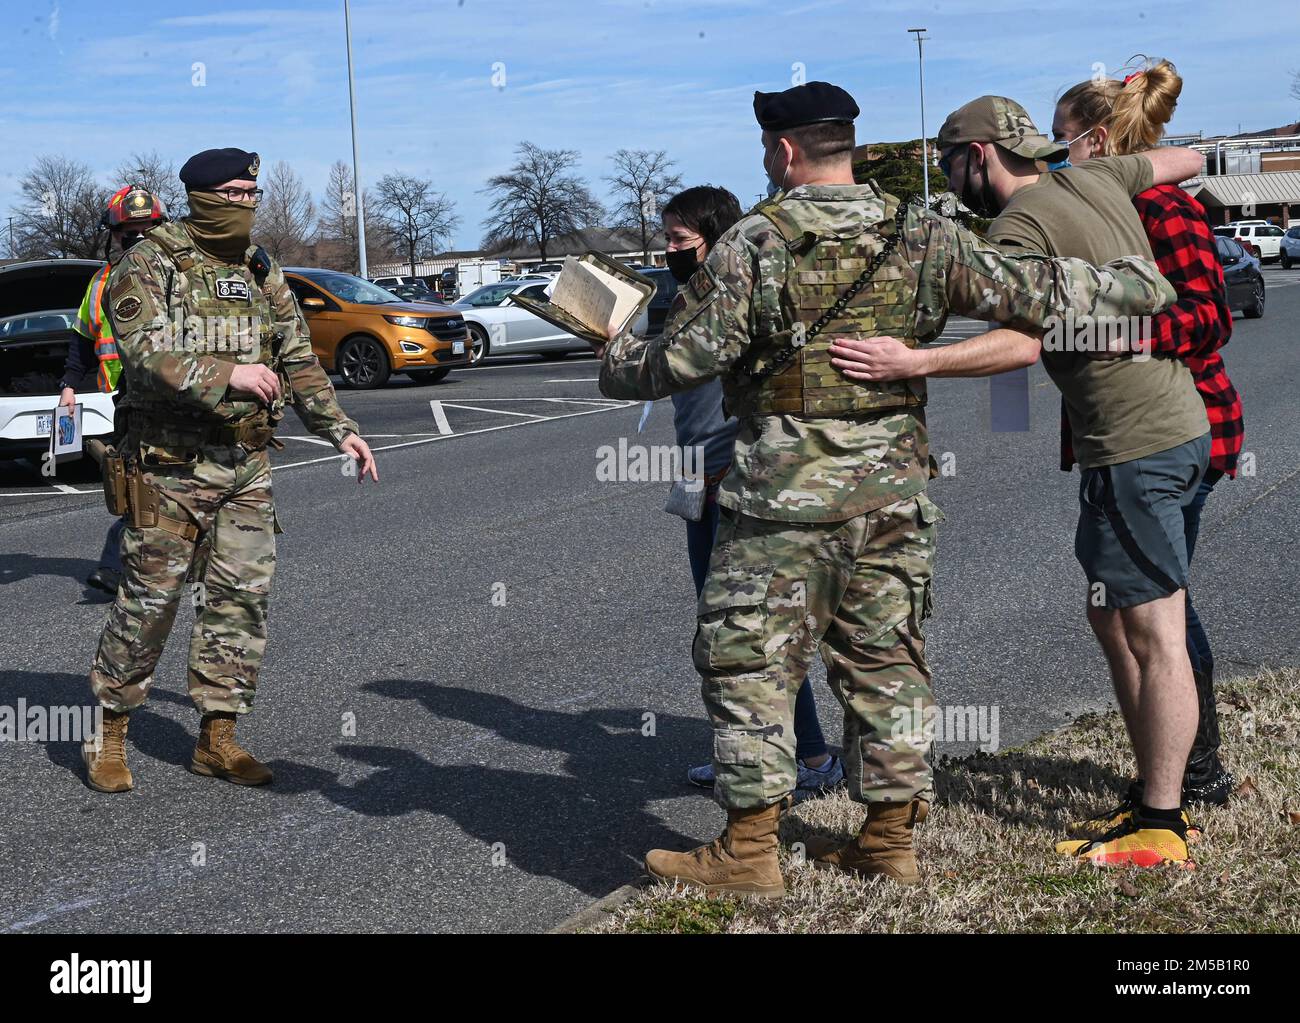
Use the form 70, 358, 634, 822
344, 0, 368, 277
908, 27, 930, 206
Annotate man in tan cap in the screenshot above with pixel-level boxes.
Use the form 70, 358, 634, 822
831, 95, 1212, 870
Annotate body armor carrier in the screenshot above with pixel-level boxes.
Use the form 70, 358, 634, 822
723, 194, 928, 419
119, 223, 286, 452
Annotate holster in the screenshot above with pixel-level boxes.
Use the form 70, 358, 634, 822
102, 447, 129, 517
127, 467, 159, 528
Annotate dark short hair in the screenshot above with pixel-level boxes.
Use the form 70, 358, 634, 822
662, 185, 744, 249
778, 121, 856, 163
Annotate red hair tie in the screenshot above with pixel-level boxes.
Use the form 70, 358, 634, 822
1123, 71, 1145, 85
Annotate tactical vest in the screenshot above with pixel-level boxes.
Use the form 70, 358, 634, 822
119, 222, 284, 450
723, 195, 927, 419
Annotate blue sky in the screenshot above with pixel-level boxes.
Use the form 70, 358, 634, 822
2, 0, 1296, 251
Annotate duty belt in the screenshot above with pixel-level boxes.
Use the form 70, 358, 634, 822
130, 411, 278, 451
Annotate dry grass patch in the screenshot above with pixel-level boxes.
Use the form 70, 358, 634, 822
595, 667, 1300, 934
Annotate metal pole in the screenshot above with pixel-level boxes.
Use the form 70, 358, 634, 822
344, 0, 368, 278
908, 28, 930, 206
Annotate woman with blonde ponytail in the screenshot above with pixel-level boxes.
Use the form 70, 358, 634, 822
1054, 57, 1243, 814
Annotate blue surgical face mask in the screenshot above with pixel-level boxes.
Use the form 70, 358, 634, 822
1047, 126, 1095, 172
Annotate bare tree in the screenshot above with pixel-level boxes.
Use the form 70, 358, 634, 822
113, 150, 188, 221
11, 155, 107, 259
480, 142, 603, 261
317, 160, 387, 274
605, 149, 681, 263
258, 161, 316, 264
372, 172, 459, 276
1291, 68, 1300, 106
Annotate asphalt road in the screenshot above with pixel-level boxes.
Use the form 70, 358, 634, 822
1, 280, 1297, 933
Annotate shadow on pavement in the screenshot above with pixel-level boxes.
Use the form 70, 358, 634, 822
316, 678, 712, 896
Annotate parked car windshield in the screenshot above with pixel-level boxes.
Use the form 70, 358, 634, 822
459, 283, 519, 307
303, 272, 399, 305
0, 310, 77, 338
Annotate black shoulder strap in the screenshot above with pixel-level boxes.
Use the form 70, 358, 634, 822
744, 196, 915, 389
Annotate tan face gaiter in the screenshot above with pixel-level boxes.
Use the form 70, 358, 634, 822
185, 190, 256, 263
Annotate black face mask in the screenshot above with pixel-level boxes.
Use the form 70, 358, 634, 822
665, 246, 702, 284
960, 149, 1002, 219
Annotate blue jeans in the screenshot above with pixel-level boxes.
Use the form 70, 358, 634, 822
1182, 468, 1221, 676
686, 495, 828, 761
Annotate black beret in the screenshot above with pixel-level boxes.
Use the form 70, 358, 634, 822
754, 81, 859, 132
179, 148, 261, 190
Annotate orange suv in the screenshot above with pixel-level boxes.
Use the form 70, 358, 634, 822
284, 268, 471, 388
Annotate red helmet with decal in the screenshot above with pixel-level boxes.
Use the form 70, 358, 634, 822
102, 184, 166, 231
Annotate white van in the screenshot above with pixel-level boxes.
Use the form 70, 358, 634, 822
0, 259, 116, 460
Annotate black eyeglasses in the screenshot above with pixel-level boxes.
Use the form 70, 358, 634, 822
209, 187, 264, 204
938, 149, 958, 179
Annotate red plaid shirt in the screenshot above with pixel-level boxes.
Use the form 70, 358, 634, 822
1061, 184, 1244, 476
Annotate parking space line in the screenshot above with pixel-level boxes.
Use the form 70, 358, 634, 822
435, 402, 549, 419
269, 400, 637, 473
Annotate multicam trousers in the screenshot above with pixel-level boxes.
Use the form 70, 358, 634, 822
693, 492, 942, 809
90, 446, 277, 715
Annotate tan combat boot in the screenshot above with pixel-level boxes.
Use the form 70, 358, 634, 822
83, 709, 134, 793
807, 797, 928, 885
191, 712, 273, 786
644, 803, 785, 899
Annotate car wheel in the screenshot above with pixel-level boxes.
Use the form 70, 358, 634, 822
468, 324, 490, 366
407, 368, 451, 384
1281, 251, 1292, 270
336, 335, 391, 389
1243, 279, 1265, 319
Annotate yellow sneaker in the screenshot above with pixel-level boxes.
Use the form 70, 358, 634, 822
1056, 815, 1192, 868
1067, 782, 1200, 844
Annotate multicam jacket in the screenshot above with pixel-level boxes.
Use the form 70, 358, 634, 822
599, 182, 1176, 524
107, 220, 358, 450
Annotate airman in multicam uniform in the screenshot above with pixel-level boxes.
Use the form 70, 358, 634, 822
83, 148, 378, 794
597, 81, 1177, 894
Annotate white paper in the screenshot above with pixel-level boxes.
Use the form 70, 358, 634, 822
52, 403, 83, 460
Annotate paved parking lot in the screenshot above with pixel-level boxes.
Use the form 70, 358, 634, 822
2, 293, 1297, 932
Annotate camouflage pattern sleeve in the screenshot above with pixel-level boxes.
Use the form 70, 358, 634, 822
599, 227, 759, 400
108, 246, 234, 410
266, 261, 359, 449
908, 208, 1176, 330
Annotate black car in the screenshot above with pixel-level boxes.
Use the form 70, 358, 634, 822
640, 267, 680, 338
1214, 236, 1264, 319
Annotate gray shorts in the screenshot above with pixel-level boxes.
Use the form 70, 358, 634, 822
1074, 434, 1210, 610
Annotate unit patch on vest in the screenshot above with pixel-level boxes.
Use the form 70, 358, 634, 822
215, 277, 252, 302
688, 265, 717, 303
113, 295, 142, 322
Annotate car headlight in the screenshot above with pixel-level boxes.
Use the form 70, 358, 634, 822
384, 315, 427, 327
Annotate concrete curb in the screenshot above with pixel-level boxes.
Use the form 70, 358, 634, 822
549, 880, 647, 934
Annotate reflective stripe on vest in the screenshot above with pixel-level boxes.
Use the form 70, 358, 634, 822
80, 265, 122, 393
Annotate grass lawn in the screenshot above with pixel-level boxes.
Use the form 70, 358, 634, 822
593, 667, 1299, 934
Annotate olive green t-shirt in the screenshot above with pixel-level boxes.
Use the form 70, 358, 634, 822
989, 154, 1208, 468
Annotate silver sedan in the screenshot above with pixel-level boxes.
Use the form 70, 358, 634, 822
453, 279, 589, 365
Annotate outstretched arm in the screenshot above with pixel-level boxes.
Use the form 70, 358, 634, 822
830, 328, 1040, 382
